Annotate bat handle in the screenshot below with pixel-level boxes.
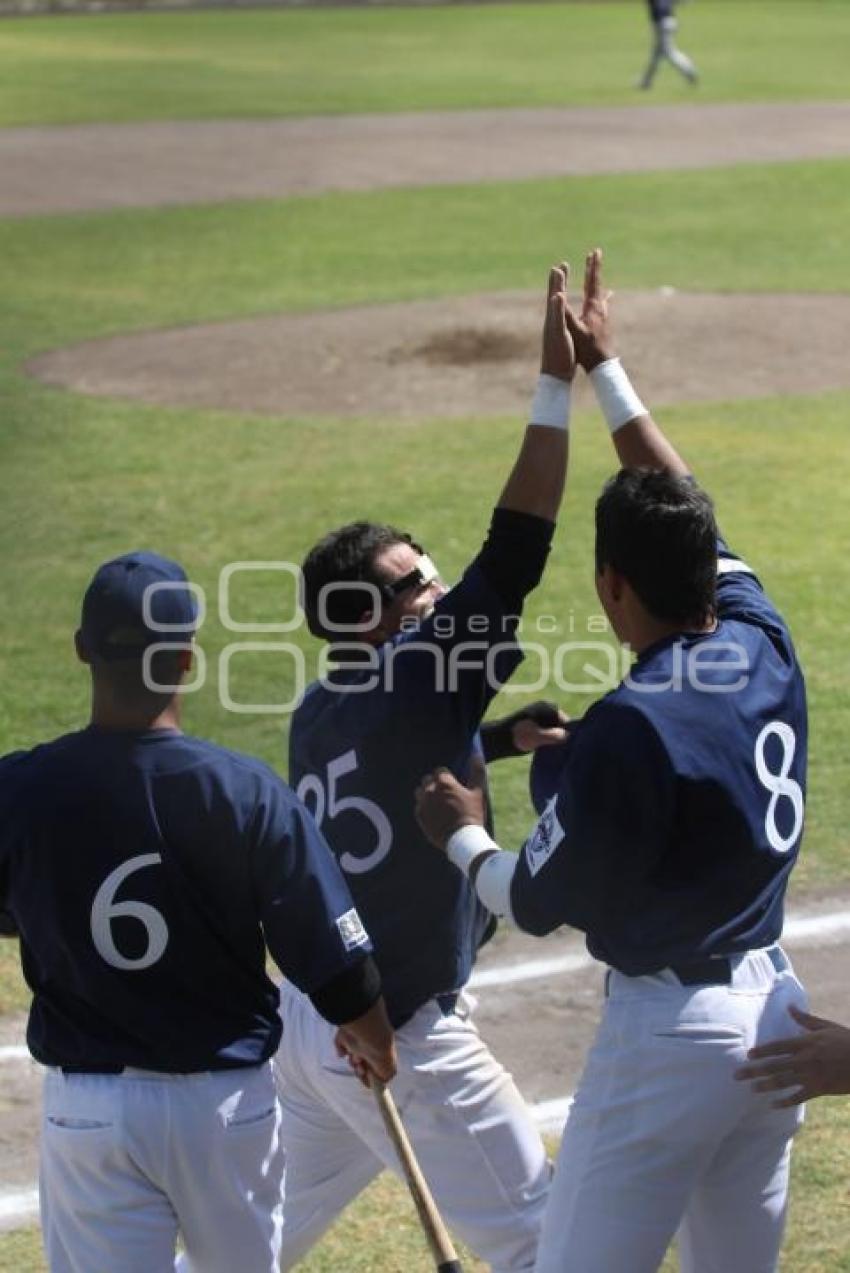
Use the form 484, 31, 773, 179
371, 1078, 463, 1271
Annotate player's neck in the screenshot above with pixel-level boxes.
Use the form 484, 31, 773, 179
630, 613, 718, 656
89, 690, 183, 734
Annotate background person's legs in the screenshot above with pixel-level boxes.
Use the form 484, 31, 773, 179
640, 17, 698, 88
639, 24, 666, 88
660, 16, 699, 83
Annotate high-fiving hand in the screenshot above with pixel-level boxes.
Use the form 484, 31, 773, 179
564, 248, 617, 372
540, 262, 576, 383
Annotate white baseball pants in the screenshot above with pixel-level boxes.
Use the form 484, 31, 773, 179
534, 947, 807, 1273
274, 983, 551, 1271
641, 16, 698, 87
40, 1063, 284, 1273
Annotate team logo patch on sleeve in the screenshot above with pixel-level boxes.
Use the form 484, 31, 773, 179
336, 908, 369, 951
524, 797, 565, 878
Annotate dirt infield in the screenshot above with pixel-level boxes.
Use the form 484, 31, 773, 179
14, 99, 850, 416
27, 287, 850, 418
3, 102, 850, 217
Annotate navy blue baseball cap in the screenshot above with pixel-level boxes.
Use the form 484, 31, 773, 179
80, 551, 199, 660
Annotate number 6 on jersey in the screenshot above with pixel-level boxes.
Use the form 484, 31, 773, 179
90, 853, 169, 970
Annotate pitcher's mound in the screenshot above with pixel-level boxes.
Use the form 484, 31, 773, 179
26, 290, 850, 421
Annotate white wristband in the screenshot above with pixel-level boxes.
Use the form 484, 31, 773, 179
589, 358, 647, 433
446, 824, 501, 875
475, 852, 518, 921
529, 373, 571, 431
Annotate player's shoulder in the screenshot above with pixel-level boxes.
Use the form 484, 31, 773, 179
576, 691, 673, 768
0, 735, 92, 843
291, 671, 387, 753
715, 539, 792, 635
180, 732, 288, 791
0, 731, 87, 789
290, 679, 342, 750
181, 735, 309, 835
0, 747, 33, 801
0, 747, 34, 777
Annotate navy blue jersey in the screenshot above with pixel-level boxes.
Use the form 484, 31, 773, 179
0, 728, 371, 1071
516, 542, 807, 973
290, 557, 529, 1027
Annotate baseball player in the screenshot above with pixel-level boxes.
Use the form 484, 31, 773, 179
0, 551, 395, 1273
274, 266, 577, 1270
416, 250, 809, 1272
639, 0, 699, 89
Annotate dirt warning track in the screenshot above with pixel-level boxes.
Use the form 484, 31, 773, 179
3, 101, 850, 218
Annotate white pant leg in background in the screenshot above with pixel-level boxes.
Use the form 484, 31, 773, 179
534, 949, 806, 1273
641, 16, 698, 87
275, 982, 551, 1272
41, 1064, 284, 1273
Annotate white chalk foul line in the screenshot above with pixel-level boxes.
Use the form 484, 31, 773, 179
531, 1095, 573, 1135
783, 910, 850, 944
470, 907, 850, 992
470, 950, 591, 989
0, 1186, 39, 1225
0, 1045, 29, 1062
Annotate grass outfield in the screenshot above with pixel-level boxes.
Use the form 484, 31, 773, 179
0, 0, 848, 125
3, 1105, 850, 1270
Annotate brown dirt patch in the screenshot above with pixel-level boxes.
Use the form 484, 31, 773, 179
26, 288, 850, 419
3, 102, 850, 217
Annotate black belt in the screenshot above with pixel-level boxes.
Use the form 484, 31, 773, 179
606, 947, 786, 993
60, 1064, 124, 1075
669, 946, 786, 986
668, 958, 733, 986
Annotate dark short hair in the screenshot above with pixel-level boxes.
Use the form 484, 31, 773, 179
302, 521, 416, 639
595, 469, 717, 626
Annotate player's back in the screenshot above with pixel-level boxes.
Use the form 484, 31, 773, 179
525, 552, 807, 974
290, 669, 492, 1026
602, 560, 805, 967
1, 727, 290, 1072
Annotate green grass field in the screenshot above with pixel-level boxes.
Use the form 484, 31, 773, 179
1, 0, 849, 124
1, 1, 849, 1267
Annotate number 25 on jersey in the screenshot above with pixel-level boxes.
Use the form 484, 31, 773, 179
297, 750, 393, 875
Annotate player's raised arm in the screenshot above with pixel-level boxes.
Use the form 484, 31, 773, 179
495, 263, 574, 522
566, 249, 690, 478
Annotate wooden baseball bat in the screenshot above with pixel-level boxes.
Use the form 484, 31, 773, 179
371, 1078, 463, 1272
